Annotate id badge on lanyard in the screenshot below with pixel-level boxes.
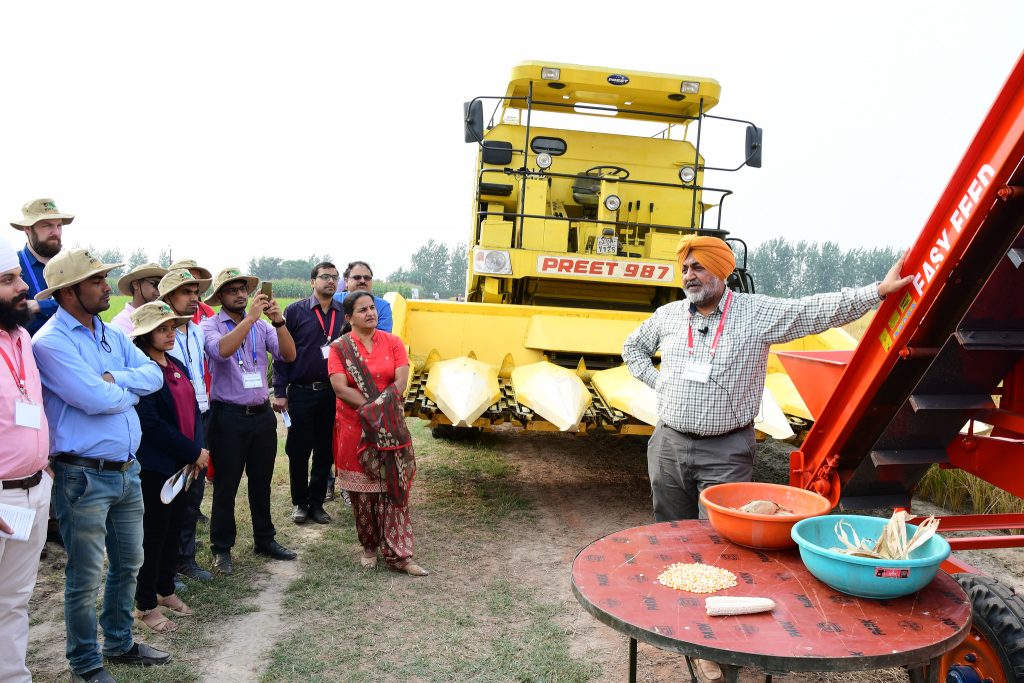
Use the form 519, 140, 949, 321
684, 291, 733, 385
242, 371, 264, 389
1, 342, 41, 429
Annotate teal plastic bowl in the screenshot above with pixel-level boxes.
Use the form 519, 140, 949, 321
791, 515, 951, 599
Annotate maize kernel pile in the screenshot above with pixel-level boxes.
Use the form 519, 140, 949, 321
656, 563, 737, 593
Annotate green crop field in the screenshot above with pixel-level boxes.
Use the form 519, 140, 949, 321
99, 295, 301, 323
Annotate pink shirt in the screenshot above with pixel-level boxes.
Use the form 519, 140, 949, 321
0, 326, 50, 479
109, 302, 136, 335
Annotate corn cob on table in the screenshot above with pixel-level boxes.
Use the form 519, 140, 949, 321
571, 520, 970, 682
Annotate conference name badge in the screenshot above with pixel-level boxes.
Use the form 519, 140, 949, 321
242, 371, 263, 389
15, 401, 42, 429
682, 362, 711, 384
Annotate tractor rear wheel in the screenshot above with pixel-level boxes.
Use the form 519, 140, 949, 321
940, 574, 1024, 683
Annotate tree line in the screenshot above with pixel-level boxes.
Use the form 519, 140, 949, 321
746, 238, 902, 298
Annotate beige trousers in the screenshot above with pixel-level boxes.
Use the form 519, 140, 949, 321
0, 471, 51, 683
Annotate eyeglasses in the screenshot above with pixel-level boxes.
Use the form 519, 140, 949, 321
349, 275, 372, 282
220, 285, 249, 295
316, 274, 340, 282
143, 279, 162, 289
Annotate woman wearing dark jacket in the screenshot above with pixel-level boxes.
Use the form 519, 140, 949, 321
130, 302, 211, 632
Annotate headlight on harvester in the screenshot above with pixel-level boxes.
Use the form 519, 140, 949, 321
536, 152, 552, 169
603, 194, 621, 211
680, 81, 700, 94
541, 67, 561, 80
678, 166, 696, 184
474, 249, 513, 275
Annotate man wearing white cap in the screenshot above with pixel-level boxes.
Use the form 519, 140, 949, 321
0, 235, 51, 683
109, 263, 168, 335
9, 198, 74, 336
32, 249, 168, 681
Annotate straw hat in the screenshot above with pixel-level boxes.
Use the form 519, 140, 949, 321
116, 263, 169, 296
10, 198, 75, 230
204, 267, 259, 305
35, 248, 125, 300
159, 268, 213, 300
129, 301, 192, 338
168, 258, 212, 280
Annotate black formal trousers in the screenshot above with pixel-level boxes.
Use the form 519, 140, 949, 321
137, 469, 188, 610
208, 403, 278, 554
178, 410, 212, 566
285, 385, 336, 509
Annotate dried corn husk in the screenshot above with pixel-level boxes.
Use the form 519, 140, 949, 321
736, 500, 795, 516
832, 511, 939, 560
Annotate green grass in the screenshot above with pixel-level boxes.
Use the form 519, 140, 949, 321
916, 465, 1024, 520
262, 422, 596, 683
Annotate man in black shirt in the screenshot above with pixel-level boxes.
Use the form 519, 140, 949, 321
273, 262, 344, 524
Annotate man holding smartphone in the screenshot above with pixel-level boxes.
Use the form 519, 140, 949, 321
200, 268, 297, 575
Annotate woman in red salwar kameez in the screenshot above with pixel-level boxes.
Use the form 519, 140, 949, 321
328, 291, 428, 576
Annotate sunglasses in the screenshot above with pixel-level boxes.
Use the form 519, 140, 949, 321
349, 275, 372, 281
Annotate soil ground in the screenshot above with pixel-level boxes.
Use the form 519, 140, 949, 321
24, 422, 1024, 682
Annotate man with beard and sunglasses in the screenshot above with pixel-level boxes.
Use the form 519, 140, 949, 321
9, 198, 73, 336
31, 249, 167, 682
200, 268, 296, 576
0, 236, 51, 683
622, 235, 911, 683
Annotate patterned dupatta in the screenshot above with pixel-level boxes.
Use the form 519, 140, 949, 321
336, 333, 416, 506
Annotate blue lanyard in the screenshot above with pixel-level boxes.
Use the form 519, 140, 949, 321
19, 248, 42, 294
175, 327, 202, 380
224, 320, 258, 369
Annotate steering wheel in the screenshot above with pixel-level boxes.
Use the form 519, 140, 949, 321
584, 165, 630, 180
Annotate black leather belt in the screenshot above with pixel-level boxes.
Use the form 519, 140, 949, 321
292, 381, 330, 392
2, 470, 43, 489
212, 400, 272, 415
677, 423, 753, 440
53, 453, 134, 472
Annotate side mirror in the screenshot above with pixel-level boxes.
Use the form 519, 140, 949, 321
464, 100, 484, 143
745, 126, 763, 168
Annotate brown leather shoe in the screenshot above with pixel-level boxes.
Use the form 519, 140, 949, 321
693, 658, 723, 682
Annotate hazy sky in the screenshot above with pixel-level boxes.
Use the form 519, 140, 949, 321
2, 2, 1022, 279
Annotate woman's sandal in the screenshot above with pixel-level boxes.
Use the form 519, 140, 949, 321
398, 562, 429, 576
360, 553, 378, 569
157, 593, 194, 617
134, 608, 177, 633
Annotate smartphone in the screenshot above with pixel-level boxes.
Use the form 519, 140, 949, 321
260, 281, 273, 299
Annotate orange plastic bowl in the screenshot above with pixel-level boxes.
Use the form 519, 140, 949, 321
699, 482, 832, 549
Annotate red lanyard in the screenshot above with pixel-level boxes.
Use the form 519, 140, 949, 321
687, 291, 733, 358
0, 337, 28, 398
314, 307, 336, 342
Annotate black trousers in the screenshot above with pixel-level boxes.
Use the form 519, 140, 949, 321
285, 384, 336, 509
178, 411, 211, 566
208, 403, 278, 554
137, 469, 188, 610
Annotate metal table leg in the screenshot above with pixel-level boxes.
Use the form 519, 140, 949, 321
628, 637, 637, 683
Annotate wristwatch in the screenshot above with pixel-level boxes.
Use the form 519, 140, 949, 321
272, 318, 286, 328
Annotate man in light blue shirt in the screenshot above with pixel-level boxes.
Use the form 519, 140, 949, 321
32, 249, 168, 683
332, 260, 392, 332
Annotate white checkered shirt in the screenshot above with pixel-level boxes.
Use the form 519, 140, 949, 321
622, 284, 880, 436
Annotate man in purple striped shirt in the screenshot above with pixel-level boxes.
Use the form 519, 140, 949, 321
200, 268, 296, 576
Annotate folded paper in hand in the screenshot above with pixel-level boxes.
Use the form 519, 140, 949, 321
160, 465, 195, 504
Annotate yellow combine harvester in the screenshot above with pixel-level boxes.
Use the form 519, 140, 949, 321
390, 61, 854, 437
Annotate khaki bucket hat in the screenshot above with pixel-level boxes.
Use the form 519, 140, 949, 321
116, 262, 169, 296
204, 267, 259, 305
159, 268, 213, 300
168, 258, 212, 280
129, 301, 192, 338
36, 248, 125, 300
11, 198, 75, 230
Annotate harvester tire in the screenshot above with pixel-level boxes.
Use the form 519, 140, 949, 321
430, 425, 481, 440
952, 573, 1024, 682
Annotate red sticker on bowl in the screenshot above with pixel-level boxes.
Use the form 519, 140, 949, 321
874, 568, 911, 579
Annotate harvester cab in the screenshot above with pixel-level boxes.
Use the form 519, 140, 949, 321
394, 62, 837, 437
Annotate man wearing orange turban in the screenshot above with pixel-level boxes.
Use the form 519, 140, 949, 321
624, 236, 912, 519
624, 239, 911, 681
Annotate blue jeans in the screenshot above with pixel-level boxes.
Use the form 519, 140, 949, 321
53, 459, 145, 674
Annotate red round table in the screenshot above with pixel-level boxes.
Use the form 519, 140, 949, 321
571, 520, 971, 683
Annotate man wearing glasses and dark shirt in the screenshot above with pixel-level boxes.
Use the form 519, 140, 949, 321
274, 262, 344, 524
